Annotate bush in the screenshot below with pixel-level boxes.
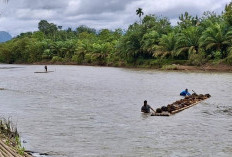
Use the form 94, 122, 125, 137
212, 51, 222, 60
72, 55, 83, 64
161, 64, 178, 70
223, 55, 232, 65
85, 53, 92, 63
51, 56, 63, 63
188, 52, 206, 66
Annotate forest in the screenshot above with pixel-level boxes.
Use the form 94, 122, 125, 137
1, 2, 232, 68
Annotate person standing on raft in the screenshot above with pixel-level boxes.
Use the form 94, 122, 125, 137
141, 100, 155, 113
44, 65, 47, 72
180, 88, 191, 96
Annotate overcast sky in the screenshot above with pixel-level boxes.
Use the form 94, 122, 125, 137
0, 0, 231, 36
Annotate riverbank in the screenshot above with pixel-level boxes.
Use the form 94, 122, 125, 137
162, 64, 232, 72
29, 61, 232, 72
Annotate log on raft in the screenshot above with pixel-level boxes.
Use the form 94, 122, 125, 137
151, 93, 211, 116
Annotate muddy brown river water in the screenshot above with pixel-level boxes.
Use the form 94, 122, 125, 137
0, 64, 232, 157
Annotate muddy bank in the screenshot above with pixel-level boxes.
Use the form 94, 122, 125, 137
173, 64, 232, 72
2, 61, 232, 72
29, 61, 232, 72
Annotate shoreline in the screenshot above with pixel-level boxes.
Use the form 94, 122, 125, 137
1, 61, 232, 72
7, 61, 232, 73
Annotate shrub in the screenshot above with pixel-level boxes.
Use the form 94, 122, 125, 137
72, 55, 83, 64
51, 56, 63, 63
161, 64, 178, 70
188, 52, 207, 66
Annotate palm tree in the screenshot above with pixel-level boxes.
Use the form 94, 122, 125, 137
154, 32, 176, 58
175, 26, 201, 59
136, 8, 144, 24
75, 40, 89, 62
199, 22, 232, 58
141, 30, 159, 55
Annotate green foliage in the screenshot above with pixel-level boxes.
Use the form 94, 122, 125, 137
161, 64, 178, 70
38, 20, 58, 35
223, 54, 232, 65
223, 2, 232, 25
212, 51, 222, 60
154, 32, 176, 58
178, 12, 200, 29
175, 26, 201, 59
2, 3, 232, 68
188, 51, 207, 66
51, 56, 63, 63
199, 22, 232, 58
141, 30, 159, 54
76, 25, 96, 35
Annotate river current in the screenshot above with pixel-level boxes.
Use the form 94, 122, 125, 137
0, 64, 232, 157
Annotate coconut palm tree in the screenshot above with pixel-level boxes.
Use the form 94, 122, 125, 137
199, 22, 232, 58
136, 8, 144, 24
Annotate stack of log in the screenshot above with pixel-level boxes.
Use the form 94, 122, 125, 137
151, 93, 211, 116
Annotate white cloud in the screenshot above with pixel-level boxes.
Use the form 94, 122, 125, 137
0, 0, 231, 36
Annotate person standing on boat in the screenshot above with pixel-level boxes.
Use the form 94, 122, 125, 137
141, 100, 155, 113
44, 65, 47, 72
180, 88, 191, 96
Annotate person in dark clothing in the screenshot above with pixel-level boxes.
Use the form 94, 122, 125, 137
44, 65, 47, 72
141, 100, 155, 113
180, 88, 191, 96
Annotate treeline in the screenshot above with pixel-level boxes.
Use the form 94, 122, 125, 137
1, 2, 232, 67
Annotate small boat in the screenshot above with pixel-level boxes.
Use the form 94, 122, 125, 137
34, 71, 54, 73
151, 93, 211, 116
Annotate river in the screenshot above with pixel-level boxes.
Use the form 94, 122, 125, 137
0, 64, 232, 157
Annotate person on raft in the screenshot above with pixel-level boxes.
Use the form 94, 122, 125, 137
141, 100, 155, 113
180, 88, 191, 96
44, 65, 47, 72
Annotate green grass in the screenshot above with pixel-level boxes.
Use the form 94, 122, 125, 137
161, 64, 178, 70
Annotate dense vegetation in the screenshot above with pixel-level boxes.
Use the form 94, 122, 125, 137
1, 2, 232, 68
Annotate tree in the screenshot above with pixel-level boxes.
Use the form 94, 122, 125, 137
58, 26, 62, 30
178, 12, 199, 29
200, 22, 232, 58
141, 30, 159, 56
76, 25, 96, 35
154, 32, 176, 58
118, 23, 143, 62
136, 8, 144, 24
38, 20, 58, 36
175, 26, 201, 59
223, 2, 232, 25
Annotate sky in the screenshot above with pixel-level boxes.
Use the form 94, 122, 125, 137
0, 0, 231, 36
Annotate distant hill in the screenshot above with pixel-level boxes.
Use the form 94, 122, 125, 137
0, 31, 12, 43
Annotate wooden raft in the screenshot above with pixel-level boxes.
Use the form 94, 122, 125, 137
151, 94, 211, 116
34, 71, 54, 73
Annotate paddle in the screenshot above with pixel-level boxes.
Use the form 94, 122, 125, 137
150, 106, 156, 113
192, 90, 197, 94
